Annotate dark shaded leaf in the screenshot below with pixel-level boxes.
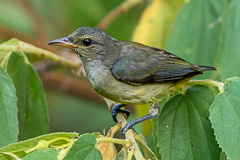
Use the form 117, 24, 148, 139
114, 148, 126, 160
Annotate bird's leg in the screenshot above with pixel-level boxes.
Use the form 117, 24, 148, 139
112, 103, 130, 123
122, 102, 160, 138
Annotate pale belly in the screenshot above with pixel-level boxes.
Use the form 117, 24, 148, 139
94, 78, 179, 105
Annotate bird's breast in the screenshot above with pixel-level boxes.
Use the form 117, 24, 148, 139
84, 60, 113, 93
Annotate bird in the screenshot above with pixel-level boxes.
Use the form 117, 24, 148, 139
48, 27, 216, 138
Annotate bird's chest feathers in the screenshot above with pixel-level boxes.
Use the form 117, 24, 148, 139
84, 61, 111, 91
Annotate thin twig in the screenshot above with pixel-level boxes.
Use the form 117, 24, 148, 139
96, 0, 147, 31
106, 124, 121, 138
18, 0, 49, 42
97, 137, 130, 145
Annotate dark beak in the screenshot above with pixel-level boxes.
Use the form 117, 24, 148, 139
47, 37, 77, 48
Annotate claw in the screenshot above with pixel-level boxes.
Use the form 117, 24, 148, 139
111, 104, 130, 122
122, 125, 138, 139
121, 103, 160, 138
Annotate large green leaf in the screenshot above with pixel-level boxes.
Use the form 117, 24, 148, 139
22, 148, 58, 160
64, 134, 102, 160
214, 0, 240, 81
166, 0, 224, 79
3, 51, 48, 140
0, 132, 78, 159
209, 77, 240, 160
0, 67, 18, 148
153, 85, 220, 160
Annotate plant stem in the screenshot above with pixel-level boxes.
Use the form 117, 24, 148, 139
127, 149, 135, 160
48, 137, 73, 144
97, 137, 130, 145
107, 124, 121, 138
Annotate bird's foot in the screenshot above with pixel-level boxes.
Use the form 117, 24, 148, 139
121, 112, 157, 138
122, 122, 138, 139
111, 103, 130, 123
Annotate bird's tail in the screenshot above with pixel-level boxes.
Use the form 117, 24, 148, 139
197, 65, 216, 72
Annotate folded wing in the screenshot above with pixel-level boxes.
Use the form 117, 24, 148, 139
111, 43, 207, 84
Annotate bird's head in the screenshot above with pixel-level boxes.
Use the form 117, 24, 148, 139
48, 27, 120, 64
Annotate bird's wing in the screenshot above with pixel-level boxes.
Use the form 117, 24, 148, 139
111, 42, 201, 84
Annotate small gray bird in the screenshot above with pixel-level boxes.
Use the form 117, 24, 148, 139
48, 27, 215, 138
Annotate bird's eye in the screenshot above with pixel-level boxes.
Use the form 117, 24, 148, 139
83, 38, 92, 46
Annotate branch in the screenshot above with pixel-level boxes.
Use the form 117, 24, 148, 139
0, 40, 81, 69
96, 0, 147, 31
18, 0, 49, 42
0, 25, 48, 50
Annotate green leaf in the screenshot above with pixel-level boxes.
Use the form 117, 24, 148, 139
114, 148, 127, 160
135, 134, 158, 160
3, 51, 48, 140
0, 132, 78, 159
64, 134, 102, 160
166, 0, 224, 79
153, 85, 220, 160
22, 148, 58, 160
0, 67, 18, 148
0, 51, 10, 64
214, 0, 240, 81
209, 77, 240, 160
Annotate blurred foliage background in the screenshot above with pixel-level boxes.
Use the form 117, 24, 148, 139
1, 0, 240, 155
